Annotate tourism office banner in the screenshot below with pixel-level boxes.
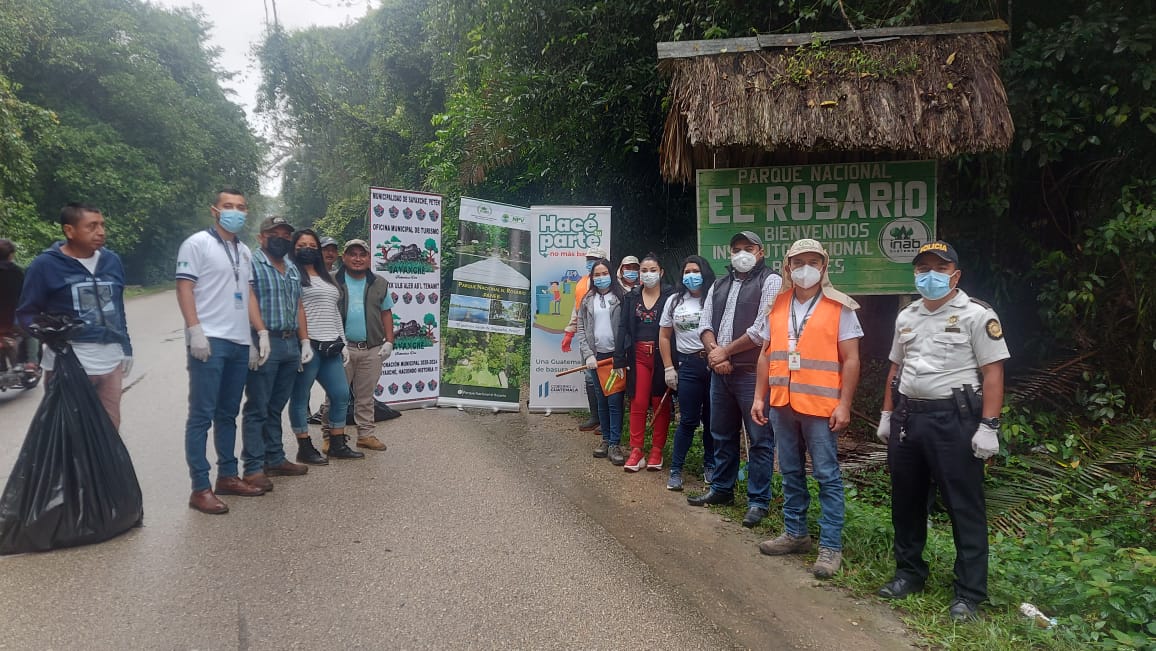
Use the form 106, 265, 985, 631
439, 197, 531, 411
368, 187, 442, 409
528, 205, 612, 413
697, 161, 937, 294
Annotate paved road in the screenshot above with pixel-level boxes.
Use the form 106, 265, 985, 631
0, 291, 912, 650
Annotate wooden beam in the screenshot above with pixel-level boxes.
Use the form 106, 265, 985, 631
656, 37, 761, 60
657, 20, 1008, 60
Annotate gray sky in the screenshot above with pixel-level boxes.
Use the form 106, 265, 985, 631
148, 0, 378, 192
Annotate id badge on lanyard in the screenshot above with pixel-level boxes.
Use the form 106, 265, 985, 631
788, 351, 802, 371
234, 291, 244, 310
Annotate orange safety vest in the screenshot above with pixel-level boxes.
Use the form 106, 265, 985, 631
766, 293, 843, 418
573, 275, 591, 309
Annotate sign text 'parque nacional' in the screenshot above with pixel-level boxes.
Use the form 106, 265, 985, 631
697, 161, 937, 294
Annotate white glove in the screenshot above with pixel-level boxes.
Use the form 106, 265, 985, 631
187, 324, 211, 361
300, 339, 314, 365
341, 346, 350, 365
248, 345, 261, 371
876, 411, 891, 443
256, 330, 270, 364
120, 357, 133, 376
664, 366, 678, 390
380, 341, 394, 360
585, 355, 598, 370
971, 423, 1000, 459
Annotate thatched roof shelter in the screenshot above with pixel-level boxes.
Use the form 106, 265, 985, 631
657, 20, 1014, 184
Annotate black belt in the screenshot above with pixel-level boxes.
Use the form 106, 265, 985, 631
901, 396, 957, 413
259, 329, 297, 339
348, 340, 370, 349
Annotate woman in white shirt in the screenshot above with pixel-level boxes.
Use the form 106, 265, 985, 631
576, 258, 626, 466
287, 229, 360, 463
658, 255, 717, 491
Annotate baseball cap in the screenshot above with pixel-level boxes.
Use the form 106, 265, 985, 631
730, 230, 763, 247
343, 238, 371, 253
319, 236, 339, 249
785, 238, 827, 259
259, 216, 294, 233
620, 255, 640, 267
585, 246, 608, 259
913, 240, 959, 265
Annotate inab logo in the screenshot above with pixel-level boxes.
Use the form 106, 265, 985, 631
537, 382, 550, 398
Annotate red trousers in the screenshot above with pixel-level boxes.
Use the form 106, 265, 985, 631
629, 343, 671, 451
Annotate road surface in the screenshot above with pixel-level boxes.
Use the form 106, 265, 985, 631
0, 291, 912, 649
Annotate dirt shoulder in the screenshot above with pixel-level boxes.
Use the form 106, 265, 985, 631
478, 408, 916, 650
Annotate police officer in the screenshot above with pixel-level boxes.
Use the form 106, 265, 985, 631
875, 240, 1009, 622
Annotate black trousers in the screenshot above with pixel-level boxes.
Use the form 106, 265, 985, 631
888, 406, 988, 603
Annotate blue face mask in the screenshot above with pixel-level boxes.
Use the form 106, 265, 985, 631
218, 209, 247, 234
585, 260, 596, 273
622, 270, 639, 282
682, 272, 703, 290
915, 270, 955, 300
592, 275, 612, 290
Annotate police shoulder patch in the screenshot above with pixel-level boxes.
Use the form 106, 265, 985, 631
970, 297, 992, 309
985, 319, 1004, 340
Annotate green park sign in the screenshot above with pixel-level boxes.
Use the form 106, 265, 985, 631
697, 161, 937, 294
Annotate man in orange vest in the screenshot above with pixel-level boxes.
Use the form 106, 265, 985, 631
562, 246, 608, 432
752, 238, 862, 579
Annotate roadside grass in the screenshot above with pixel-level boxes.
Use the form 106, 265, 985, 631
124, 282, 174, 298
588, 410, 1153, 650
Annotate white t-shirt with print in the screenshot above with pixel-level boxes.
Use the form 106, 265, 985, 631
660, 293, 706, 353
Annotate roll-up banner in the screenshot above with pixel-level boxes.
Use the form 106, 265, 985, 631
527, 205, 612, 413
368, 187, 442, 409
439, 197, 532, 411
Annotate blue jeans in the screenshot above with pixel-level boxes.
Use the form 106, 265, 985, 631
708, 368, 775, 508
588, 352, 622, 445
289, 351, 350, 433
670, 352, 713, 474
769, 405, 844, 550
241, 336, 299, 475
184, 338, 249, 491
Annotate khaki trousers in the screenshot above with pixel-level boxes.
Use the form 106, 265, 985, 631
46, 366, 124, 430
345, 344, 381, 438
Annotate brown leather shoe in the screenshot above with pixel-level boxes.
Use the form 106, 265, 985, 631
265, 460, 309, 476
243, 472, 274, 492
215, 475, 266, 497
356, 434, 387, 451
189, 489, 229, 514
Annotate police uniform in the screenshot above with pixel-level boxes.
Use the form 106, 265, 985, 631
887, 288, 1009, 605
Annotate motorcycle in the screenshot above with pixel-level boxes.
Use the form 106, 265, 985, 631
0, 333, 41, 391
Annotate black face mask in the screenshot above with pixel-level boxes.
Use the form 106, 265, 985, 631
295, 247, 320, 264
265, 237, 292, 259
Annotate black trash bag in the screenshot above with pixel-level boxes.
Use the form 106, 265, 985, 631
0, 315, 143, 555
343, 390, 402, 424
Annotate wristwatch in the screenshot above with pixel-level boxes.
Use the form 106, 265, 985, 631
980, 417, 1001, 429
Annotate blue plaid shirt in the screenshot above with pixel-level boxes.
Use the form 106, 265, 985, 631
250, 248, 301, 331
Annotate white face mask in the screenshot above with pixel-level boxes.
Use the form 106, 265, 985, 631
731, 250, 757, 273
640, 271, 660, 288
790, 265, 822, 290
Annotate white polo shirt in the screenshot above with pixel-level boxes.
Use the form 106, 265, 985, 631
176, 229, 253, 346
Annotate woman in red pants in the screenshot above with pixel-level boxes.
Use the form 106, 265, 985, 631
615, 253, 675, 472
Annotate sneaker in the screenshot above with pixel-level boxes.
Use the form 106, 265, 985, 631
578, 417, 599, 431
593, 440, 609, 458
307, 410, 324, 425
812, 547, 843, 579
949, 598, 979, 622
608, 445, 626, 466
356, 434, 387, 451
645, 447, 663, 471
758, 532, 814, 556
666, 471, 684, 491
623, 448, 647, 472
703, 465, 716, 484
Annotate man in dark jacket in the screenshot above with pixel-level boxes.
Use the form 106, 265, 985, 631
0, 239, 36, 368
16, 203, 133, 428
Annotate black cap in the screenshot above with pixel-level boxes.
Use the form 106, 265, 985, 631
913, 240, 959, 265
259, 215, 294, 233
730, 230, 763, 247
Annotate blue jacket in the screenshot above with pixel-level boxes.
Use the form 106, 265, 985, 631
16, 242, 133, 356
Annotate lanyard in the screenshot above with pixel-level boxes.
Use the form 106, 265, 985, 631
207, 228, 241, 290
790, 292, 821, 341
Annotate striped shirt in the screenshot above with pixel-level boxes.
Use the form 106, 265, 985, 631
300, 276, 345, 342
250, 248, 301, 331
